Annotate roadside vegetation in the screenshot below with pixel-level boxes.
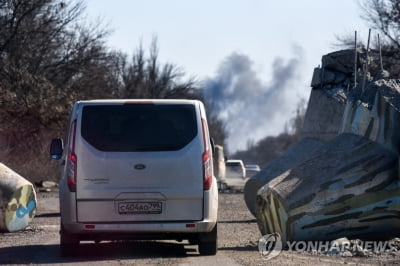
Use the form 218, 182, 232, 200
0, 0, 225, 182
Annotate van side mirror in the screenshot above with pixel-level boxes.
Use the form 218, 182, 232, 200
50, 138, 64, 160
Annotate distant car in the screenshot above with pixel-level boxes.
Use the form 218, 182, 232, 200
245, 164, 261, 178
225, 160, 246, 179
224, 160, 246, 190
50, 99, 218, 256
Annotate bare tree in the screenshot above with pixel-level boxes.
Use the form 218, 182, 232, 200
118, 38, 227, 146
120, 38, 198, 99
361, 0, 400, 48
336, 0, 400, 77
0, 0, 227, 182
0, 0, 114, 123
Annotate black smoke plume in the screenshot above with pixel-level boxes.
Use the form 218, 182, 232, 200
203, 50, 303, 153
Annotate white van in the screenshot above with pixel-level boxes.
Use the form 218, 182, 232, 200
225, 159, 246, 179
50, 99, 218, 256
224, 159, 247, 190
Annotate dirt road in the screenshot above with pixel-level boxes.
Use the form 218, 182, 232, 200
0, 190, 399, 265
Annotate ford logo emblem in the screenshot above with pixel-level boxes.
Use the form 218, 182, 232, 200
134, 164, 146, 170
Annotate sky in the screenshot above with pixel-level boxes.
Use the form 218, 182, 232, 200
85, 0, 367, 153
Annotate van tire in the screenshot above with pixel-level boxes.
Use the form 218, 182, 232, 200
60, 227, 79, 257
198, 223, 217, 256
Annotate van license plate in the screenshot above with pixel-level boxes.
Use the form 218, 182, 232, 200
118, 202, 162, 214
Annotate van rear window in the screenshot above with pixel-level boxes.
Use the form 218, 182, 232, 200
81, 104, 197, 152
226, 162, 244, 172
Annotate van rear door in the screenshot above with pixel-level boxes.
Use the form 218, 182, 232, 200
74, 102, 205, 222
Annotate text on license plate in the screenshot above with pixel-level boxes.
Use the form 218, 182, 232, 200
118, 202, 162, 214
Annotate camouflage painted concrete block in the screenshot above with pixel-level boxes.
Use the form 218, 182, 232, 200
341, 79, 400, 154
255, 133, 400, 243
244, 137, 326, 217
0, 163, 37, 232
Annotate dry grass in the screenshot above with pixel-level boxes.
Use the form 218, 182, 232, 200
0, 117, 63, 183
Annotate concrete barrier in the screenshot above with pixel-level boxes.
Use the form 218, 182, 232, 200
301, 89, 346, 140
253, 49, 400, 242
340, 79, 400, 154
255, 133, 399, 243
0, 163, 37, 232
243, 137, 326, 216
243, 50, 353, 217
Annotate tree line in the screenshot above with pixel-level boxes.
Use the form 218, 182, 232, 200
0, 0, 225, 181
0, 0, 221, 123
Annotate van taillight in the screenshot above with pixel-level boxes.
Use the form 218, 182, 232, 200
66, 120, 77, 192
202, 151, 212, 190
201, 119, 212, 190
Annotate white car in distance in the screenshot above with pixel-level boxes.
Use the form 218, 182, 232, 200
245, 164, 261, 178
224, 159, 246, 190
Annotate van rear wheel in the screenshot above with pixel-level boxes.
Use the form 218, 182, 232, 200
60, 227, 79, 256
198, 223, 217, 256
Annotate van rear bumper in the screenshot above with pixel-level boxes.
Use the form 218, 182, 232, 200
63, 219, 216, 236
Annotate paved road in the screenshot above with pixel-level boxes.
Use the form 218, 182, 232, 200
1, 191, 397, 265
0, 191, 246, 265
